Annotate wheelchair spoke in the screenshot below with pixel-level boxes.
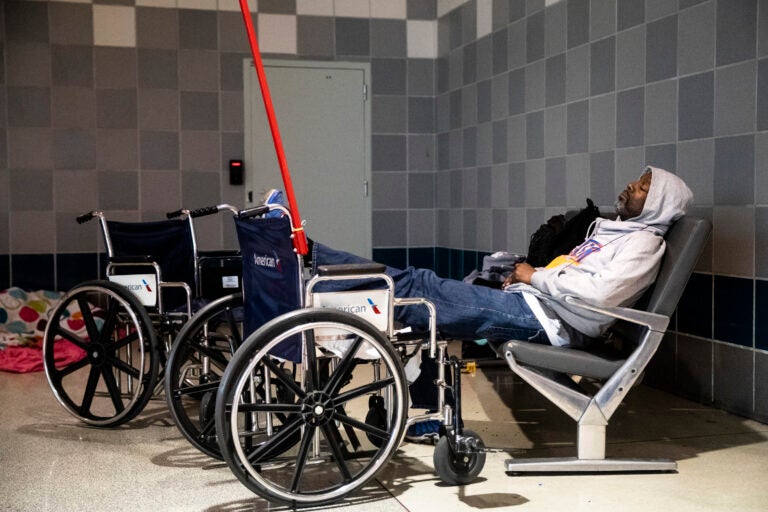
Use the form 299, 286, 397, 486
333, 410, 389, 441
322, 336, 363, 396
235, 402, 302, 414
79, 365, 101, 415
55, 356, 90, 378
262, 357, 305, 399
111, 330, 139, 352
50, 325, 89, 351
226, 307, 243, 352
334, 376, 395, 405
77, 296, 101, 343
245, 413, 304, 464
98, 298, 120, 345
186, 341, 230, 370
100, 365, 126, 414
290, 424, 317, 492
108, 356, 141, 380
303, 330, 319, 392
172, 380, 219, 399
320, 423, 353, 483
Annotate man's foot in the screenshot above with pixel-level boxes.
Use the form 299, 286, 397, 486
405, 419, 441, 443
263, 189, 285, 218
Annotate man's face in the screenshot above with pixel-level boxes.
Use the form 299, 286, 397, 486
616, 171, 652, 218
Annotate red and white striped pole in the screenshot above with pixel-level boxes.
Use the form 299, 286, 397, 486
238, 0, 308, 255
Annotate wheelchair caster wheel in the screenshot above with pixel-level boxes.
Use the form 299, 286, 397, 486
433, 429, 486, 485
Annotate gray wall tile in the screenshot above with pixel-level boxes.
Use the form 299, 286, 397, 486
462, 84, 477, 127
476, 35, 492, 81
54, 170, 98, 212
408, 172, 434, 209
616, 25, 645, 90
97, 129, 138, 171
99, 171, 138, 210
448, 48, 464, 91
181, 131, 220, 172
525, 60, 545, 110
646, 14, 677, 83
756, 58, 768, 131
408, 0, 436, 20
408, 59, 435, 96
96, 89, 137, 129
544, 105, 566, 157
493, 119, 507, 164
589, 150, 616, 206
590, 36, 615, 95
477, 79, 491, 122
219, 12, 252, 53
464, 42, 478, 85
51, 45, 93, 87
53, 129, 96, 170
714, 342, 754, 416
95, 48, 137, 89
544, 1, 566, 57
713, 206, 754, 277
616, 86, 644, 148
180, 91, 219, 131
646, 0, 676, 21
617, 0, 645, 31
757, 207, 768, 277
179, 50, 219, 92
408, 134, 435, 171
220, 91, 244, 132
491, 73, 508, 121
545, 157, 566, 206
526, 111, 544, 159
179, 9, 217, 50
756, 351, 768, 421
567, 0, 590, 49
545, 54, 565, 106
525, 159, 546, 207
526, 10, 545, 63
461, 1, 477, 46
373, 210, 407, 246
11, 212, 55, 253
491, 163, 510, 208
566, 153, 590, 207
372, 58, 406, 95
140, 130, 179, 170
716, 0, 756, 66
219, 53, 246, 91
590, 0, 616, 41
10, 169, 53, 211
645, 143, 676, 173
508, 68, 525, 115
714, 135, 755, 205
566, 44, 589, 101
715, 61, 756, 136
567, 100, 588, 154
373, 95, 407, 133
259, 0, 295, 14
507, 114, 526, 162
49, 3, 92, 46
5, 1, 49, 43
138, 49, 178, 89
137, 7, 178, 49
297, 15, 334, 58
508, 19, 526, 70
508, 162, 526, 207
462, 167, 478, 208
757, 132, 768, 204
589, 93, 616, 152
140, 170, 181, 213
678, 138, 714, 205
182, 171, 220, 210
678, 71, 714, 141
8, 86, 51, 127
371, 19, 406, 58
477, 123, 493, 166
139, 89, 179, 131
373, 172, 407, 209
450, 89, 462, 129
7, 42, 50, 87
491, 207, 507, 249
408, 209, 435, 246
676, 335, 713, 403
645, 79, 677, 145
615, 146, 644, 193
336, 18, 370, 57
8, 128, 52, 169
373, 135, 406, 171
493, 28, 508, 76
678, 1, 715, 76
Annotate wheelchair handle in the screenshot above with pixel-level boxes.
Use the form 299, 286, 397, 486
190, 205, 222, 218
166, 209, 186, 219
76, 211, 97, 224
237, 205, 270, 219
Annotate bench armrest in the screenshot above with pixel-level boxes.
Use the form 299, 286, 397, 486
563, 296, 670, 333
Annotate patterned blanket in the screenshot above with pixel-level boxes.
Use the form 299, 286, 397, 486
0, 288, 86, 373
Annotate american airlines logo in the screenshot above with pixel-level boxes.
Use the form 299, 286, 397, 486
253, 251, 282, 271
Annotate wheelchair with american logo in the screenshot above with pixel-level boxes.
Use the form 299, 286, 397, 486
42, 206, 242, 428
168, 204, 487, 506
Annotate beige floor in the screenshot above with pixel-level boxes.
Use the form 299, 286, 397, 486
2, 359, 767, 512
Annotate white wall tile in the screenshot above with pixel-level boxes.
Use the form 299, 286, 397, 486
335, 0, 370, 18
407, 20, 437, 58
93, 5, 136, 48
297, 0, 333, 16
476, 0, 492, 38
135, 0, 177, 8
218, 0, 258, 12
371, 0, 406, 19
258, 14, 297, 54
178, 0, 218, 9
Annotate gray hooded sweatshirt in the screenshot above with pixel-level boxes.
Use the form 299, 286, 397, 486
508, 166, 693, 344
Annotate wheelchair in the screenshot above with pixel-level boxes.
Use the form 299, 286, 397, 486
42, 206, 242, 427
168, 205, 487, 506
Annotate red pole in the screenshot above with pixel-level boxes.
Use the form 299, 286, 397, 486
238, 0, 308, 255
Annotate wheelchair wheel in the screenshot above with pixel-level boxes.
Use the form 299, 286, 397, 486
164, 293, 244, 459
433, 429, 486, 485
43, 280, 159, 427
216, 308, 408, 507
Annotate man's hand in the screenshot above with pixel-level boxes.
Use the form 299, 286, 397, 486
502, 262, 536, 288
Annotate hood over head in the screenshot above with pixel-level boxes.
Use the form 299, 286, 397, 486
624, 166, 693, 235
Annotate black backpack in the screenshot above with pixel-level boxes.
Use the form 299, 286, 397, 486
527, 199, 601, 267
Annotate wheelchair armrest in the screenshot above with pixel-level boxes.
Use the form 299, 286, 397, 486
564, 296, 670, 333
316, 263, 387, 277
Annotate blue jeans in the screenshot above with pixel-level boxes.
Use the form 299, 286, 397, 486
312, 243, 547, 343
